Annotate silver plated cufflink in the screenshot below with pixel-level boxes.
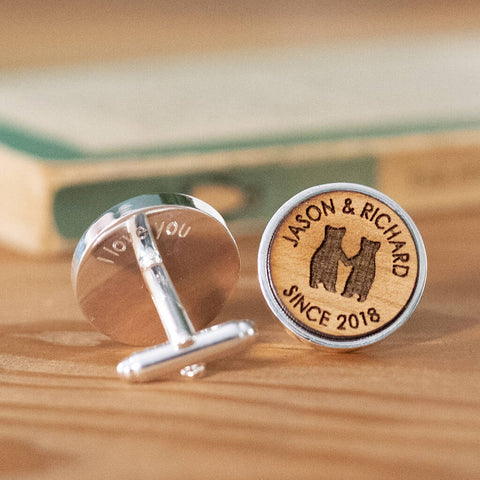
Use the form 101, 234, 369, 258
258, 183, 427, 349
72, 194, 257, 381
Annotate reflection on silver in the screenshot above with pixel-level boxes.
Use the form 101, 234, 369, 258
72, 194, 241, 346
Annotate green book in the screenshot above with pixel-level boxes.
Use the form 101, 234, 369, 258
1, 35, 480, 253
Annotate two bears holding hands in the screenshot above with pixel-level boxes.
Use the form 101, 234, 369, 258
310, 225, 380, 303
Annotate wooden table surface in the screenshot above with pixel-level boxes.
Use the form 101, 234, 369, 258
0, 206, 478, 479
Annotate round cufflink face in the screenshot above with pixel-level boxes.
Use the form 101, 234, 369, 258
72, 194, 240, 346
258, 183, 427, 349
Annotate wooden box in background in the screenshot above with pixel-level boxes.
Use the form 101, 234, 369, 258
1, 37, 479, 253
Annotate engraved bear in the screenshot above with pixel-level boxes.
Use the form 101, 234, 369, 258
342, 237, 381, 302
310, 225, 349, 292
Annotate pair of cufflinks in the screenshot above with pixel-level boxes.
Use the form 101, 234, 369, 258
72, 183, 427, 382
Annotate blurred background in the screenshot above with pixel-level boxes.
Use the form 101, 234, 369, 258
2, 0, 480, 69
0, 0, 479, 254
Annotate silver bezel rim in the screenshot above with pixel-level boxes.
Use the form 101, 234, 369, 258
257, 183, 428, 349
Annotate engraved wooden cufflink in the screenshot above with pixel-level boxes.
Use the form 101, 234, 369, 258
72, 194, 257, 381
258, 183, 427, 349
